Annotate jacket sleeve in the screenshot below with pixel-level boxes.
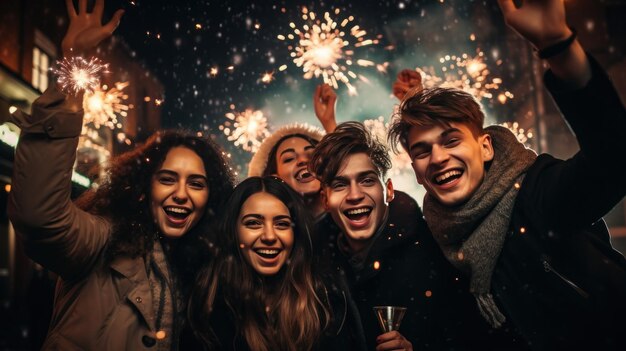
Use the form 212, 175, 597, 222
7, 86, 111, 281
520, 55, 626, 230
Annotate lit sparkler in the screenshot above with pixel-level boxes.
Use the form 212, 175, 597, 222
220, 109, 270, 152
83, 82, 130, 129
417, 50, 512, 103
52, 56, 109, 95
277, 7, 385, 93
261, 71, 274, 84
363, 116, 412, 175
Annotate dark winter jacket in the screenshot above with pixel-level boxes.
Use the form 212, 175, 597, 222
316, 191, 521, 350
482, 56, 626, 350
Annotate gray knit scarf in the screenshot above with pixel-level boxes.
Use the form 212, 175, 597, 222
423, 126, 536, 328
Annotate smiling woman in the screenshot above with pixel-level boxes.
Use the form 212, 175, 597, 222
6, 1, 235, 349
189, 176, 363, 351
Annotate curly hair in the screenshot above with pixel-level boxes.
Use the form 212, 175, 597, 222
189, 176, 330, 351
309, 121, 392, 185
75, 130, 235, 289
388, 87, 486, 153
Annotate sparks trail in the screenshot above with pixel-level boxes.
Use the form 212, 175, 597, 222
83, 82, 130, 130
277, 7, 386, 95
417, 50, 513, 104
52, 57, 109, 95
220, 108, 270, 153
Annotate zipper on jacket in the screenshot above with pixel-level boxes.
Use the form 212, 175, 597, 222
542, 260, 589, 299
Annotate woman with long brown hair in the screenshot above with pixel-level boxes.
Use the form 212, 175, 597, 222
189, 176, 363, 350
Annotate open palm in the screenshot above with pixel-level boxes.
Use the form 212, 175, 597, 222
62, 0, 124, 56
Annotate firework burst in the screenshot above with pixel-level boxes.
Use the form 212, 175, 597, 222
418, 50, 512, 103
363, 116, 412, 175
52, 56, 109, 95
220, 109, 270, 152
83, 82, 130, 129
277, 7, 385, 93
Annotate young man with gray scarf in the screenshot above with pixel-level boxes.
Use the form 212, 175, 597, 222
388, 0, 626, 349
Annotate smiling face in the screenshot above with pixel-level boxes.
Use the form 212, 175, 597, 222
323, 153, 394, 253
150, 146, 210, 238
237, 191, 295, 276
273, 136, 320, 196
407, 122, 493, 207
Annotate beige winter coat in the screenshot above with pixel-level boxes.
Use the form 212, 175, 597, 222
7, 87, 165, 350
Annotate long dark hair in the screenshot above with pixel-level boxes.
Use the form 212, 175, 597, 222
189, 176, 329, 351
75, 130, 235, 290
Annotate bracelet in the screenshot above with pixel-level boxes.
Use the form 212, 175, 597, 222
537, 28, 577, 59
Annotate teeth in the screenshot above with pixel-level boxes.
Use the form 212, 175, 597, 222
256, 249, 280, 255
166, 207, 190, 214
346, 208, 371, 215
435, 170, 462, 183
295, 169, 310, 180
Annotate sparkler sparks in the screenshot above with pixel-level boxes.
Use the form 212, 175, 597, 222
277, 7, 385, 93
417, 50, 512, 103
83, 82, 130, 129
52, 57, 109, 95
220, 109, 270, 152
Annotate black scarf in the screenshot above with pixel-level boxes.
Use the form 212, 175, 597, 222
423, 126, 536, 328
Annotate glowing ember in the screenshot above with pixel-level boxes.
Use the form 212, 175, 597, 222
261, 71, 274, 84
82, 82, 130, 129
417, 50, 512, 103
52, 56, 109, 95
220, 109, 270, 152
277, 7, 386, 93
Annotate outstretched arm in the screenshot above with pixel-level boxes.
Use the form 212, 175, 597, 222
497, 0, 590, 88
7, 0, 123, 280
313, 84, 338, 132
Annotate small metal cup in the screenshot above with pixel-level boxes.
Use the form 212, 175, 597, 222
373, 306, 407, 333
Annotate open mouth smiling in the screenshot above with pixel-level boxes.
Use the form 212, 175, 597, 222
343, 207, 372, 221
164, 206, 191, 220
294, 168, 315, 183
433, 169, 463, 185
253, 248, 282, 259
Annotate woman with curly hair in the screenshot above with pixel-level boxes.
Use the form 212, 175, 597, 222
189, 176, 364, 351
6, 1, 234, 349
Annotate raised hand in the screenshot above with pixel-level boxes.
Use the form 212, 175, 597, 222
392, 69, 422, 101
62, 0, 124, 57
375, 331, 413, 351
313, 84, 338, 133
497, 0, 570, 50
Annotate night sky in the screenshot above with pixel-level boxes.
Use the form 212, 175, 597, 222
99, 0, 621, 193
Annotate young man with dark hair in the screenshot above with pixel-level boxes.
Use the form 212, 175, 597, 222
388, 0, 626, 349
310, 121, 510, 350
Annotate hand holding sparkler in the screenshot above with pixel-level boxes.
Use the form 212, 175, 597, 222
62, 0, 124, 57
314, 84, 338, 133
392, 69, 422, 101
497, 0, 590, 87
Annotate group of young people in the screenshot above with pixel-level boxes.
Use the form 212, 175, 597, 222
4, 0, 626, 350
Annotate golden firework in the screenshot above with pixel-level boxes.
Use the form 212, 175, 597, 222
220, 108, 270, 152
82, 82, 130, 130
277, 7, 385, 94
